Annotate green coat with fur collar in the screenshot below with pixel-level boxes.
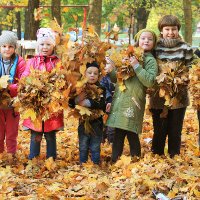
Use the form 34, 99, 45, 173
106, 52, 158, 134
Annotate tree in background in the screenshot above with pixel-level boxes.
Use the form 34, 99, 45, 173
24, 0, 40, 40
88, 0, 102, 36
51, 0, 61, 26
0, 0, 199, 43
183, 0, 192, 44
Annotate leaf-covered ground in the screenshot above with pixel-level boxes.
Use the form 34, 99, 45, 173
0, 106, 199, 200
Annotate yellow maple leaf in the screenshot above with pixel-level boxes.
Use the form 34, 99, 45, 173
63, 85, 71, 98
88, 25, 95, 35
75, 105, 91, 116
120, 155, 132, 166
0, 75, 10, 89
76, 77, 88, 88
80, 64, 86, 76
194, 189, 200, 198
22, 108, 36, 121
159, 88, 166, 97
45, 157, 57, 171
119, 82, 126, 91
63, 7, 69, 13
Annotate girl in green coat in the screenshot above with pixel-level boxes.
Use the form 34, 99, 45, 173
106, 29, 158, 162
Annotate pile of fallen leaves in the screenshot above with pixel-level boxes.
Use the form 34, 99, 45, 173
154, 60, 189, 108
14, 64, 71, 128
0, 75, 11, 108
109, 45, 144, 91
189, 59, 200, 110
0, 106, 199, 199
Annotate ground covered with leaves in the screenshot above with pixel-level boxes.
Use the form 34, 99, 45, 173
0, 107, 199, 200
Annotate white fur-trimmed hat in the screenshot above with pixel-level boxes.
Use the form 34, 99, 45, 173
36, 28, 56, 46
0, 31, 18, 48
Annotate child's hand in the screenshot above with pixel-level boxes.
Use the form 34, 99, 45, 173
130, 56, 139, 69
78, 100, 86, 106
106, 103, 111, 113
105, 57, 115, 73
78, 99, 91, 107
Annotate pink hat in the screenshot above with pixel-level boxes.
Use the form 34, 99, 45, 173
36, 28, 56, 46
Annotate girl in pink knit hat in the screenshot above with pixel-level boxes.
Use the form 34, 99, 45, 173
0, 31, 26, 157
22, 28, 63, 160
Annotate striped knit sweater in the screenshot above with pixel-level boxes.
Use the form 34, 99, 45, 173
149, 38, 194, 109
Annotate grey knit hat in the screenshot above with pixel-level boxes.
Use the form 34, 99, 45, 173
0, 31, 18, 48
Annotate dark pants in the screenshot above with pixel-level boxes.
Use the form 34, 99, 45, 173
102, 126, 115, 143
151, 108, 186, 157
78, 120, 103, 164
28, 130, 57, 159
111, 128, 141, 162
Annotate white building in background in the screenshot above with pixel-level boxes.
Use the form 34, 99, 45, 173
193, 22, 200, 47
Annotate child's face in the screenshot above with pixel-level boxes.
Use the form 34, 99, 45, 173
38, 39, 54, 56
85, 66, 99, 84
161, 26, 179, 39
0, 44, 15, 60
138, 32, 154, 52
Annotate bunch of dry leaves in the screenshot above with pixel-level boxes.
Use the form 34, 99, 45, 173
14, 64, 71, 128
189, 59, 200, 110
109, 45, 144, 91
154, 60, 189, 108
68, 83, 104, 134
0, 75, 11, 108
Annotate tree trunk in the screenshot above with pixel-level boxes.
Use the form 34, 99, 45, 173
183, 0, 192, 44
136, 8, 150, 32
51, 0, 61, 26
24, 0, 40, 40
87, 0, 102, 36
133, 0, 153, 37
16, 12, 21, 40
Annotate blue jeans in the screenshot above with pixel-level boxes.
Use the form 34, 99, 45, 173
28, 130, 57, 159
78, 120, 103, 164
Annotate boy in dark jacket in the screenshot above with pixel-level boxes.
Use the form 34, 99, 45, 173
69, 61, 106, 164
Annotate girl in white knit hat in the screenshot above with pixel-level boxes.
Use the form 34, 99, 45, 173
0, 31, 26, 157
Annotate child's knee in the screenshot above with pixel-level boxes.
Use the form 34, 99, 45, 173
33, 134, 42, 142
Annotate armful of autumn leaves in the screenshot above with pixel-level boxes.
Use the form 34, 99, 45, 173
0, 75, 11, 109
149, 58, 200, 111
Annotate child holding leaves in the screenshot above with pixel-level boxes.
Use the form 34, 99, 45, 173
100, 56, 115, 144
106, 29, 158, 162
22, 28, 63, 160
69, 61, 106, 165
149, 15, 193, 157
0, 31, 26, 156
